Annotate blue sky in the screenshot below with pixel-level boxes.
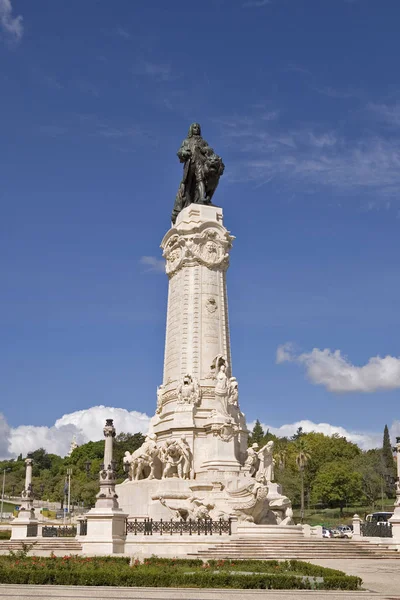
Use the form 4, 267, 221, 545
1, 0, 400, 456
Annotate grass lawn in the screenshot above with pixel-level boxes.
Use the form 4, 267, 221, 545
0, 554, 362, 590
0, 502, 16, 514
294, 504, 395, 527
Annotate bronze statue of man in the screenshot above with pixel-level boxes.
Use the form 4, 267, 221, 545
171, 123, 224, 224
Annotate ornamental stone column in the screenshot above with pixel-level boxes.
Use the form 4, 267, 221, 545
81, 419, 127, 555
151, 204, 247, 478
21, 458, 34, 511
11, 457, 38, 540
95, 419, 118, 510
161, 204, 233, 391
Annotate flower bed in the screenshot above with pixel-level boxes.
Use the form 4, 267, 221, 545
0, 554, 362, 590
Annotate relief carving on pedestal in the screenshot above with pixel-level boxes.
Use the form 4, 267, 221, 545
187, 230, 230, 270
177, 374, 201, 406
163, 229, 233, 277
205, 297, 218, 313
211, 418, 239, 442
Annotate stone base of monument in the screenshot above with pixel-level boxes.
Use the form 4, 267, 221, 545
11, 509, 38, 540
389, 506, 400, 551
80, 508, 128, 555
124, 535, 233, 559
236, 523, 304, 537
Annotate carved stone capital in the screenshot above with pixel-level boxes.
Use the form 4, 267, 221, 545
162, 226, 234, 277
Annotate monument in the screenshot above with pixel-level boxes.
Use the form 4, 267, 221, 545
116, 124, 293, 527
80, 419, 127, 554
11, 457, 38, 540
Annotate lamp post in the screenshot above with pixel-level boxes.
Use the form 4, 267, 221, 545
67, 468, 72, 522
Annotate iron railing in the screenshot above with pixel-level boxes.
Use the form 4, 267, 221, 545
26, 524, 38, 537
42, 525, 77, 538
78, 519, 87, 536
361, 522, 393, 538
126, 518, 231, 536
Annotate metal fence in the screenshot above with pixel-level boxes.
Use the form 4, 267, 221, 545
42, 526, 77, 538
361, 522, 393, 538
78, 520, 87, 536
26, 524, 38, 537
126, 518, 232, 536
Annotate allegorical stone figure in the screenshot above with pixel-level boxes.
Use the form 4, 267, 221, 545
256, 440, 275, 483
171, 123, 225, 224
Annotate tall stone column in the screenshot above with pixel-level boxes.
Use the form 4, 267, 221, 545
22, 458, 33, 511
95, 419, 118, 510
161, 204, 233, 390
11, 457, 38, 539
81, 419, 127, 554
152, 204, 247, 478
389, 436, 400, 549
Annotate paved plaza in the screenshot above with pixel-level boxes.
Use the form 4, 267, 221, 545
310, 558, 400, 597
0, 584, 398, 600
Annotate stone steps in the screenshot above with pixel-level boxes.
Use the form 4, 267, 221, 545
191, 538, 400, 560
0, 539, 82, 552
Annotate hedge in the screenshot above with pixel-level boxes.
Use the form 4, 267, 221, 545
0, 555, 362, 590
0, 565, 361, 589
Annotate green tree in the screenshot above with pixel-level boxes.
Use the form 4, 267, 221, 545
249, 420, 264, 446
311, 461, 363, 516
382, 425, 396, 497
382, 425, 393, 470
295, 439, 311, 521
351, 450, 383, 507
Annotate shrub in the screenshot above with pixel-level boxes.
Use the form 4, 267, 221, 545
0, 555, 361, 590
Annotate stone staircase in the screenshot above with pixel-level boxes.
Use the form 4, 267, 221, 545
191, 537, 400, 560
0, 538, 82, 553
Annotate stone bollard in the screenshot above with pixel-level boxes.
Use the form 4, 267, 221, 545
230, 516, 238, 535
352, 514, 361, 540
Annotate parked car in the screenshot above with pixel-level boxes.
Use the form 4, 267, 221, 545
330, 528, 340, 538
337, 525, 353, 538
322, 527, 332, 538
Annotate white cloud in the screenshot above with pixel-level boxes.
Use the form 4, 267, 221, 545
1, 406, 151, 459
218, 108, 400, 200
249, 419, 382, 450
0, 406, 394, 458
368, 103, 400, 128
140, 256, 165, 273
277, 342, 400, 393
0, 0, 23, 42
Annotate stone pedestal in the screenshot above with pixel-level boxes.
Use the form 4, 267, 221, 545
389, 438, 400, 549
352, 513, 361, 540
11, 509, 38, 540
81, 420, 128, 554
80, 508, 127, 554
389, 487, 400, 549
11, 458, 38, 540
